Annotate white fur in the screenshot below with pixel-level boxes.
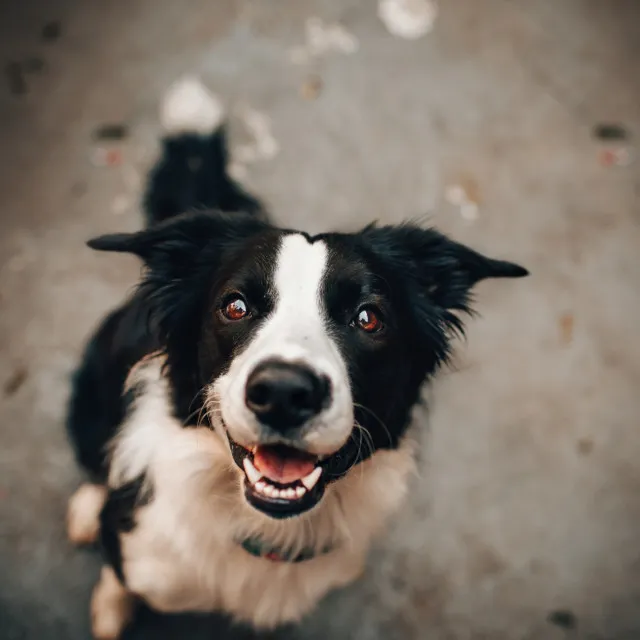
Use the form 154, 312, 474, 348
67, 483, 107, 545
103, 354, 416, 630
160, 76, 224, 135
214, 233, 354, 455
91, 566, 135, 640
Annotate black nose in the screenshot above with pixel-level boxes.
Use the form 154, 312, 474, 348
245, 360, 330, 430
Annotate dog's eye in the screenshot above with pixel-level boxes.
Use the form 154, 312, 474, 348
353, 307, 383, 333
222, 296, 249, 321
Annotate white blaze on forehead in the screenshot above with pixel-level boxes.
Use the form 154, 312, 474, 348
247, 232, 333, 366
273, 233, 327, 324
228, 232, 333, 373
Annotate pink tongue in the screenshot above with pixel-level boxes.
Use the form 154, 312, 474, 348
253, 446, 316, 484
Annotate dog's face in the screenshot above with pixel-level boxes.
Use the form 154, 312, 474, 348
90, 212, 527, 519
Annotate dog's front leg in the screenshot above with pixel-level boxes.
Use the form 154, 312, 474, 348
67, 483, 107, 546
91, 565, 136, 640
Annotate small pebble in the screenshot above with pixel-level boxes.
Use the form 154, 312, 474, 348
558, 312, 574, 345
42, 21, 62, 42
547, 610, 577, 630
445, 180, 481, 221
300, 76, 323, 100
111, 194, 133, 215
91, 148, 123, 167
93, 124, 130, 141
599, 147, 635, 167
577, 438, 593, 456
593, 123, 629, 141
4, 366, 28, 396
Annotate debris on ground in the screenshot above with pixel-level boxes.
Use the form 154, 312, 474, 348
593, 122, 634, 168
547, 610, 577, 631
378, 0, 438, 40
41, 20, 62, 42
91, 147, 123, 167
4, 366, 28, 396
576, 438, 593, 456
231, 105, 280, 177
93, 124, 130, 141
445, 177, 481, 221
598, 147, 635, 168
300, 75, 323, 101
558, 312, 574, 345
593, 123, 629, 141
289, 17, 359, 64
4, 57, 48, 96
5, 62, 27, 96
111, 194, 134, 216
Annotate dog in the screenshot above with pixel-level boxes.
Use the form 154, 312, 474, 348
65, 78, 528, 639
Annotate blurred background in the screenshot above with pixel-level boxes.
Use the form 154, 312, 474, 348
1, 0, 640, 638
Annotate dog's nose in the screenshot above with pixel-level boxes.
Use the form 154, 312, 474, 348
245, 361, 330, 430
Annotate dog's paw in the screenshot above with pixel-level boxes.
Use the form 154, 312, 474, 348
91, 566, 135, 640
67, 483, 107, 546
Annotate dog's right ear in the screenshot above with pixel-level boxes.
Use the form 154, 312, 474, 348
87, 231, 151, 256
87, 211, 266, 265
88, 211, 267, 343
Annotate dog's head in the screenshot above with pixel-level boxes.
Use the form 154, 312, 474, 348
90, 212, 527, 519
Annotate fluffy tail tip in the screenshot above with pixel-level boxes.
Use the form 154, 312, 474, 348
160, 76, 225, 135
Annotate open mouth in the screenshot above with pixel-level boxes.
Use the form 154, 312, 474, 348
227, 437, 327, 519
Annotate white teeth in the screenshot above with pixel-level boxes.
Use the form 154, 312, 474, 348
301, 467, 322, 491
243, 457, 263, 485
252, 481, 308, 500
248, 467, 315, 501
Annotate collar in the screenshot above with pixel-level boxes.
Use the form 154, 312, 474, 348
239, 536, 334, 563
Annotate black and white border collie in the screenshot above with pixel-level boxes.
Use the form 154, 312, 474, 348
66, 78, 527, 639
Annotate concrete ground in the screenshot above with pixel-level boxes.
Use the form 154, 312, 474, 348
1, 0, 640, 638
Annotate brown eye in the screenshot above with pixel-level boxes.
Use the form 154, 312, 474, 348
355, 307, 383, 333
222, 296, 248, 321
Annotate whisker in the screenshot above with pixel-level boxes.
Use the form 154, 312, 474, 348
353, 402, 393, 447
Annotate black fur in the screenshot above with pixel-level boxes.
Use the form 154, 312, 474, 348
66, 299, 159, 480
100, 475, 153, 582
144, 128, 264, 227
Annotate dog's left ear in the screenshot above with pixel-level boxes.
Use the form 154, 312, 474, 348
360, 223, 528, 312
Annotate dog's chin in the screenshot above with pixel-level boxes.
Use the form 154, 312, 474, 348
224, 429, 354, 520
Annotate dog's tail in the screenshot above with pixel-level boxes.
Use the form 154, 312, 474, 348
144, 76, 264, 227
